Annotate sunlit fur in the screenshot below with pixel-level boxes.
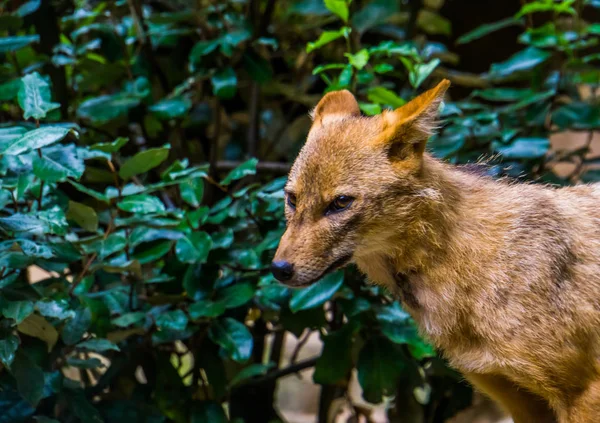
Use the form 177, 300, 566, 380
274, 80, 600, 422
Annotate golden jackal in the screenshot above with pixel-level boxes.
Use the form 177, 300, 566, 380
272, 79, 600, 422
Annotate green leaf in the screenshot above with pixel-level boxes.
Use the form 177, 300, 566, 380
191, 402, 227, 423
17, 72, 60, 120
216, 282, 255, 309
66, 357, 104, 369
175, 232, 212, 263
77, 94, 140, 124
352, 0, 399, 34
2, 126, 71, 156
118, 195, 166, 214
189, 39, 219, 60
493, 137, 549, 159
0, 334, 19, 367
119, 146, 170, 180
2, 300, 34, 324
489, 47, 551, 78
290, 271, 344, 313
62, 308, 92, 345
409, 59, 440, 89
313, 323, 357, 384
357, 336, 407, 403
111, 311, 146, 327
189, 299, 226, 319
221, 158, 258, 185
417, 9, 451, 36
0, 79, 21, 101
307, 27, 351, 53
229, 363, 274, 387
68, 180, 109, 202
325, 0, 350, 22
345, 49, 370, 70
367, 86, 405, 108
457, 17, 523, 44
35, 299, 74, 320
12, 350, 45, 406
16, 0, 41, 17
156, 310, 188, 331
33, 148, 84, 183
149, 97, 191, 120
67, 201, 98, 232
0, 214, 44, 235
180, 178, 204, 207
208, 318, 253, 362
0, 35, 39, 53
77, 338, 120, 352
17, 314, 58, 351
516, 0, 576, 18
211, 67, 237, 99
90, 137, 128, 153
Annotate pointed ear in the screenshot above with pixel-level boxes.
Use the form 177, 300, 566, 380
376, 79, 450, 168
311, 90, 360, 126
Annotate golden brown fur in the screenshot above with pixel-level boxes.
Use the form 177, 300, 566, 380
273, 80, 600, 422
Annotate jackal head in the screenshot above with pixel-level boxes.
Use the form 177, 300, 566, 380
271, 80, 450, 287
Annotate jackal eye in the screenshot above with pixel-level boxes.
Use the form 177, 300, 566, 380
327, 195, 354, 215
287, 193, 297, 210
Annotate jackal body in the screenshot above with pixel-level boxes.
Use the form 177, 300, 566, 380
273, 80, 600, 422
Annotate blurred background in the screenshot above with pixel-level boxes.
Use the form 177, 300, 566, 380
0, 0, 599, 422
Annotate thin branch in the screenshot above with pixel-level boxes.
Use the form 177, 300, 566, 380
241, 357, 318, 386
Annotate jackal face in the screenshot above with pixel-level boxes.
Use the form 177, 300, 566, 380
271, 80, 450, 287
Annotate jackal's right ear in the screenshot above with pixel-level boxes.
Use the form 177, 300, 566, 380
311, 90, 360, 126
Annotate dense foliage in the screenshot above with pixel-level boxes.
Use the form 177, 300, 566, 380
0, 0, 599, 422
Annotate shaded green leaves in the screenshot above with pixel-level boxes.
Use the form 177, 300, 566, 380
191, 402, 227, 423
290, 271, 344, 313
314, 323, 357, 384
357, 336, 407, 403
12, 351, 45, 406
208, 318, 253, 362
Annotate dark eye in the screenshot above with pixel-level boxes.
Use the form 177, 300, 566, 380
287, 193, 297, 210
327, 195, 354, 215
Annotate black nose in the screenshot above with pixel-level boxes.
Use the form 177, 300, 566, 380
271, 260, 294, 282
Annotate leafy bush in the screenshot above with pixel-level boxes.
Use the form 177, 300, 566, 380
0, 0, 599, 422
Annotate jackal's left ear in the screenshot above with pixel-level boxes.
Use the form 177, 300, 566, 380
311, 90, 360, 126
377, 79, 450, 165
